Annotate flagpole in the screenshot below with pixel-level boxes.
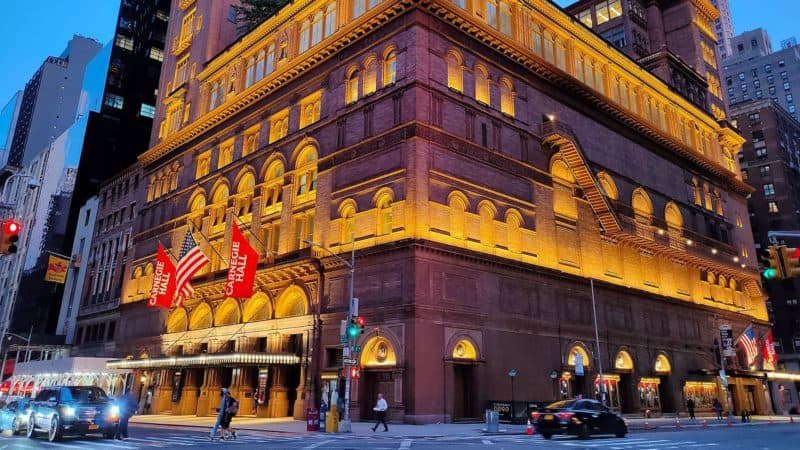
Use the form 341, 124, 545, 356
233, 215, 273, 257
158, 240, 179, 263
189, 221, 229, 267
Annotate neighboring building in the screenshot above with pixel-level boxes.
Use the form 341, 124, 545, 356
0, 92, 23, 170
730, 99, 800, 413
564, 0, 728, 121
709, 0, 734, 60
108, 0, 769, 422
722, 29, 800, 121
57, 196, 99, 345
5, 36, 102, 168
70, 166, 139, 359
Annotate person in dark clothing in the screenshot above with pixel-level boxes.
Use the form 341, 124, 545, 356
686, 398, 696, 420
115, 389, 137, 440
712, 398, 723, 420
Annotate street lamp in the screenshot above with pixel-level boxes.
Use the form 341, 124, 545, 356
304, 239, 355, 433
508, 368, 517, 423
0, 173, 40, 209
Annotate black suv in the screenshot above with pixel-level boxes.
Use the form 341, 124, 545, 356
26, 386, 119, 442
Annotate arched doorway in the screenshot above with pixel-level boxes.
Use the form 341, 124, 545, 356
612, 350, 635, 413
450, 338, 479, 421
565, 344, 590, 398
654, 354, 673, 413
359, 336, 398, 422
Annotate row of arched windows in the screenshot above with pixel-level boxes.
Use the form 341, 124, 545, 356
445, 49, 515, 117
336, 189, 395, 244
346, 46, 398, 104
445, 191, 526, 253
147, 163, 181, 202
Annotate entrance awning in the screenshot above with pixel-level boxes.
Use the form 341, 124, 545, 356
106, 352, 300, 370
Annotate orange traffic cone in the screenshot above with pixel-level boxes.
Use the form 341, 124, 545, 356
702, 419, 708, 428
675, 416, 681, 429
644, 419, 652, 430
526, 418, 534, 435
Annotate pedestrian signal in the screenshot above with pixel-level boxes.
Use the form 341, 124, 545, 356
781, 247, 800, 278
349, 366, 360, 379
0, 219, 21, 255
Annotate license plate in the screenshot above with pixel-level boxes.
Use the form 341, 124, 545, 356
88, 424, 99, 430
544, 414, 554, 420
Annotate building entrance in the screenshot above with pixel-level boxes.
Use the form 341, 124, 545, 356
452, 363, 477, 420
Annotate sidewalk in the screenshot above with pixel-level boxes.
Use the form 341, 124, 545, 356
129, 414, 799, 437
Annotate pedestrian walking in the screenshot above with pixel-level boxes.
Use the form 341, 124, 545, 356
686, 398, 696, 420
712, 398, 723, 420
144, 388, 153, 415
221, 395, 240, 440
114, 388, 137, 440
371, 393, 389, 432
209, 388, 230, 440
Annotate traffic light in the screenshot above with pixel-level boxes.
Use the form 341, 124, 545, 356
0, 219, 21, 255
348, 316, 366, 338
349, 365, 360, 379
781, 247, 800, 278
763, 246, 785, 280
355, 316, 366, 335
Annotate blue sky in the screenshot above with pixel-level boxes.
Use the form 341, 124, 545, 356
0, 1, 798, 107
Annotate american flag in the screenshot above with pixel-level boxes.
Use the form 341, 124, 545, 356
737, 325, 759, 366
174, 230, 209, 306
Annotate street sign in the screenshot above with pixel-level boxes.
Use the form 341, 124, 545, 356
719, 369, 728, 387
343, 358, 357, 365
343, 347, 351, 357
719, 324, 734, 357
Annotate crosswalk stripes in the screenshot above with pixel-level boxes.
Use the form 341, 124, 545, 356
485, 436, 720, 449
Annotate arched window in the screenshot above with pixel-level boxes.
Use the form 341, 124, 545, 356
235, 172, 256, 218
475, 65, 490, 105
478, 202, 495, 245
691, 178, 702, 206
506, 209, 522, 253
364, 56, 377, 95
596, 171, 618, 200
295, 146, 318, 200
210, 182, 229, 228
383, 49, 397, 86
255, 50, 266, 82
311, 12, 323, 47
448, 192, 468, 239
340, 201, 356, 244
299, 19, 311, 53
346, 68, 360, 104
446, 51, 463, 92
376, 192, 393, 236
263, 160, 284, 214
245, 56, 255, 87
188, 191, 206, 229
665, 202, 683, 230
632, 188, 653, 218
265, 44, 275, 75
324, 3, 336, 38
499, 77, 514, 116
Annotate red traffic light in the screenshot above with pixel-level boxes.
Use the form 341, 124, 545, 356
3, 220, 20, 235
355, 316, 366, 327
349, 366, 360, 379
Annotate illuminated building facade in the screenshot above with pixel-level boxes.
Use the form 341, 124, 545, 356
113, 0, 770, 422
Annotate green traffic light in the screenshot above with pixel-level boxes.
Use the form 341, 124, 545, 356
347, 325, 359, 338
763, 268, 777, 279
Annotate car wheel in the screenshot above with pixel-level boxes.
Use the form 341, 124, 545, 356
26, 416, 36, 439
47, 416, 62, 442
542, 432, 553, 439
579, 424, 591, 439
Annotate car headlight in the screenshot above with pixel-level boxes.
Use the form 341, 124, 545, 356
63, 407, 76, 417
110, 405, 120, 417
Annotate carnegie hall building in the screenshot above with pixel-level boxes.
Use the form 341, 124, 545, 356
109, 0, 773, 422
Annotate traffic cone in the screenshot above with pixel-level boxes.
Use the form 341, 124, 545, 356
702, 419, 708, 429
644, 419, 652, 430
675, 416, 681, 429
526, 419, 534, 435
768, 417, 775, 425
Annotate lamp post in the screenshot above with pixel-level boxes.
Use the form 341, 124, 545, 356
304, 239, 355, 433
508, 368, 517, 423
590, 279, 606, 405
0, 331, 32, 389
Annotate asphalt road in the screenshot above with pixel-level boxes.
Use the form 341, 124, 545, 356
0, 423, 797, 449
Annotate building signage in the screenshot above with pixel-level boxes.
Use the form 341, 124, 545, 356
343, 358, 357, 365
574, 352, 584, 376
719, 324, 735, 357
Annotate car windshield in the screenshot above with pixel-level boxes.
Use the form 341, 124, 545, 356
62, 387, 108, 403
545, 400, 577, 409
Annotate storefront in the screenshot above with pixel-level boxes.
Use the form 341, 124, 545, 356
638, 377, 661, 413
5, 356, 129, 399
594, 374, 621, 410
766, 372, 800, 415
683, 381, 719, 412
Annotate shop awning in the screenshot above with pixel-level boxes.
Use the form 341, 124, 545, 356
106, 352, 301, 370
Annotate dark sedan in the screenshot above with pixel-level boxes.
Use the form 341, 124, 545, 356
532, 399, 627, 439
26, 386, 119, 442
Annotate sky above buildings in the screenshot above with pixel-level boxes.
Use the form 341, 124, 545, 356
0, 0, 799, 109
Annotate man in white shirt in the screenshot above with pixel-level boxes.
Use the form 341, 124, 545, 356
372, 393, 389, 432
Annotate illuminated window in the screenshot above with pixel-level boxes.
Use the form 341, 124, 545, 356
269, 109, 290, 143
179, 8, 196, 45
324, 4, 337, 38
294, 213, 315, 250
478, 203, 495, 245
295, 145, 318, 200
311, 12, 323, 47
341, 202, 356, 244
376, 193, 393, 236
577, 9, 592, 27
446, 51, 463, 92
243, 125, 260, 156
364, 56, 377, 95
210, 183, 230, 228
475, 65, 490, 105
346, 68, 360, 104
148, 47, 164, 62
299, 92, 322, 129
448, 193, 467, 239
299, 20, 310, 53
266, 44, 275, 76
208, 78, 225, 111
174, 54, 190, 88
530, 24, 542, 56
104, 94, 124, 110
245, 56, 255, 87
115, 35, 134, 51
262, 161, 285, 214
596, 0, 622, 25
218, 139, 234, 168
140, 103, 156, 118
195, 151, 211, 180
499, 77, 514, 116
768, 201, 779, 213
383, 49, 397, 86
235, 172, 256, 218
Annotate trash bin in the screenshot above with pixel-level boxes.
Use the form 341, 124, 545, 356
485, 409, 500, 432
306, 408, 319, 431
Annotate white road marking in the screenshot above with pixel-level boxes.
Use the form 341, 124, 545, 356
399, 438, 413, 449
482, 439, 492, 445
303, 439, 334, 449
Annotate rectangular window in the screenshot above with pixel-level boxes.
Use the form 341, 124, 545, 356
738, 72, 745, 81
577, 9, 592, 27
269, 108, 290, 143
788, 94, 794, 103
760, 165, 771, 177
114, 34, 134, 51
781, 71, 788, 80
196, 151, 211, 179
299, 91, 322, 128
770, 86, 777, 95
173, 54, 189, 89
740, 83, 747, 92
763, 183, 775, 197
149, 47, 164, 62
756, 147, 768, 158
217, 139, 234, 168
103, 93, 124, 110
765, 64, 772, 73
784, 82, 792, 91
242, 125, 260, 156
790, 105, 796, 114
139, 103, 156, 118
754, 80, 761, 88
768, 201, 779, 213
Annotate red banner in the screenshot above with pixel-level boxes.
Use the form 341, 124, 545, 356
149, 244, 177, 308
226, 222, 258, 298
